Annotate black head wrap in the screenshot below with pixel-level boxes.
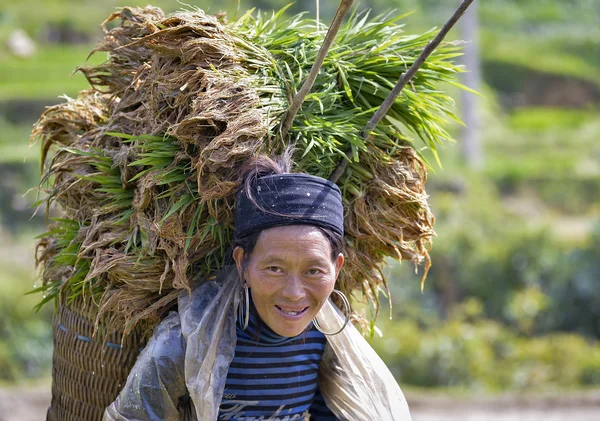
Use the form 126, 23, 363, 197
234, 173, 344, 239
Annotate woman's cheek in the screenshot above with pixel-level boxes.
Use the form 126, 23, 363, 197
311, 277, 336, 298
256, 273, 284, 291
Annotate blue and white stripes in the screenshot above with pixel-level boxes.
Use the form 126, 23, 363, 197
218, 312, 337, 420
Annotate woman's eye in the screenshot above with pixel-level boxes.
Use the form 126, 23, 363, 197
267, 266, 282, 273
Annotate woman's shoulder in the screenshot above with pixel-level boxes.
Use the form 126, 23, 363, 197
137, 265, 235, 377
177, 265, 238, 337
145, 311, 186, 361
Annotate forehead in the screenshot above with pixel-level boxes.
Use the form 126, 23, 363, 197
253, 225, 331, 258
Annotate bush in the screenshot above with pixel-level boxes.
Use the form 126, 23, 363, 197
580, 352, 600, 386
372, 298, 600, 391
389, 170, 600, 340
0, 250, 53, 382
378, 183, 600, 390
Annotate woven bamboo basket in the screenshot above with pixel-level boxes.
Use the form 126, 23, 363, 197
46, 299, 147, 421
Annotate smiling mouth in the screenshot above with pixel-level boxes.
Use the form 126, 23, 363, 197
275, 305, 309, 316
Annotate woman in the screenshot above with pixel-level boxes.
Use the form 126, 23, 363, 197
104, 154, 411, 421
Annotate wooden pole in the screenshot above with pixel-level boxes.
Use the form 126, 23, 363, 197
281, 0, 355, 139
329, 0, 475, 183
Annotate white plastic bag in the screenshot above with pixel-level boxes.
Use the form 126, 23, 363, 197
103, 311, 188, 421
316, 300, 412, 421
179, 268, 239, 420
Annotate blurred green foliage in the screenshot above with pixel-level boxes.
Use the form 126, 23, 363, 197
507, 108, 598, 131
373, 298, 600, 390
388, 169, 600, 335
0, 251, 53, 382
484, 108, 600, 215
377, 159, 600, 389
0, 118, 37, 162
0, 45, 105, 99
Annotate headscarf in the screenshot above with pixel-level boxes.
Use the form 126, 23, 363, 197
234, 173, 344, 239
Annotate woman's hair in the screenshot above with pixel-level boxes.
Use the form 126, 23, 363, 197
232, 149, 344, 262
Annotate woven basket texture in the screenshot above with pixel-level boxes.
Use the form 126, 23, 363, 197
46, 299, 146, 421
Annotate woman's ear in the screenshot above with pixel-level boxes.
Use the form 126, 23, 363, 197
334, 253, 344, 279
232, 246, 246, 282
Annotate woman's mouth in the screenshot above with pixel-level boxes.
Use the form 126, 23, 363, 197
275, 305, 309, 318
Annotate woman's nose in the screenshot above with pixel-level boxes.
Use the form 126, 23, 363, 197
281, 275, 305, 301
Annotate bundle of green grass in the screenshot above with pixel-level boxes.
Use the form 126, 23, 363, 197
33, 5, 463, 334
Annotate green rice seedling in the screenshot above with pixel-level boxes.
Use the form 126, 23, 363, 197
32, 6, 465, 333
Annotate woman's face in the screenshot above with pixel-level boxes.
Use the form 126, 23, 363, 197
233, 225, 344, 337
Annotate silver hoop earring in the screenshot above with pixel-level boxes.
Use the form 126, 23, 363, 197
238, 281, 250, 330
313, 289, 351, 336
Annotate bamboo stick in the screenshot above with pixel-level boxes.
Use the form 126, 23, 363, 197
281, 0, 355, 139
329, 0, 475, 183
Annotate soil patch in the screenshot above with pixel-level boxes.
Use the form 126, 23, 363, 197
2, 385, 600, 421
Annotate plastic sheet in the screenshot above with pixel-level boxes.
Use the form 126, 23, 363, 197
104, 266, 412, 420
179, 268, 238, 420
316, 300, 413, 421
103, 312, 188, 421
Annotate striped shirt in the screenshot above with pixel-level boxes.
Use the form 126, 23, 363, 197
218, 308, 338, 421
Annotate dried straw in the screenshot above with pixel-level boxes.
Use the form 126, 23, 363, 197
32, 6, 463, 334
